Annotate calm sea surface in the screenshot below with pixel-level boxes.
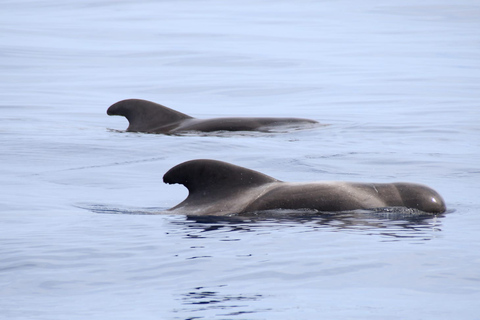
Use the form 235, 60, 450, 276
1, 0, 480, 319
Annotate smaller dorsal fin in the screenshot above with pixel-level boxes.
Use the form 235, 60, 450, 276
107, 99, 193, 132
163, 159, 279, 200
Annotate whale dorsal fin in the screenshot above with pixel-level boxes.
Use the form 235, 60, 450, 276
107, 99, 193, 133
163, 159, 279, 202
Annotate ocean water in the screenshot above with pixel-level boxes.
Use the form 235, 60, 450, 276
1, 0, 480, 319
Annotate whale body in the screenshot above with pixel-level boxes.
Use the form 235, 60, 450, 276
163, 159, 447, 215
107, 99, 319, 134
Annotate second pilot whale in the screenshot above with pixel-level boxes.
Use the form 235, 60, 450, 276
107, 99, 319, 134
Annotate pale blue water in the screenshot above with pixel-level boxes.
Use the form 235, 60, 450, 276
1, 0, 480, 319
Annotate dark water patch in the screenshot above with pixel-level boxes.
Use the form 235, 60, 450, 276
174, 285, 269, 320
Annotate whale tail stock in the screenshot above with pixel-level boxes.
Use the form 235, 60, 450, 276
106, 99, 192, 133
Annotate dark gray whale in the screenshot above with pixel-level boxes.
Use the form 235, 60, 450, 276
163, 159, 446, 215
107, 99, 319, 134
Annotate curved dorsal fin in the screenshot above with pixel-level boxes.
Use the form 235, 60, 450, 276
163, 159, 279, 200
107, 99, 193, 132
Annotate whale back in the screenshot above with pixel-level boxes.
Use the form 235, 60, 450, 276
244, 182, 446, 214
163, 159, 278, 211
107, 99, 192, 133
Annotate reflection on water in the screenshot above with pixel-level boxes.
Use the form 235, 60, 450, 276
174, 285, 268, 320
182, 212, 443, 242
83, 204, 444, 242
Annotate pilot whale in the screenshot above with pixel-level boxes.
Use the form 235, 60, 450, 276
162, 159, 446, 215
107, 99, 319, 134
